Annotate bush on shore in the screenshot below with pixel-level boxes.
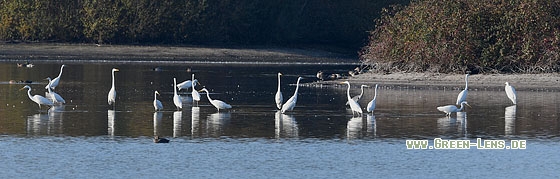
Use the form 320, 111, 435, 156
360, 0, 560, 74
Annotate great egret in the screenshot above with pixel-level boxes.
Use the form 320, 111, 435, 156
191, 74, 200, 105
275, 72, 283, 110
154, 91, 163, 111
177, 79, 198, 91
505, 82, 517, 105
342, 81, 363, 116
437, 101, 471, 116
107, 68, 119, 107
281, 77, 303, 114
173, 78, 183, 110
45, 77, 65, 104
199, 88, 232, 111
367, 84, 379, 114
456, 74, 469, 105
46, 64, 66, 90
20, 85, 54, 109
346, 84, 368, 105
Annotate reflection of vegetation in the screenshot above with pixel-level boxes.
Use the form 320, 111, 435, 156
0, 0, 408, 52
361, 0, 560, 73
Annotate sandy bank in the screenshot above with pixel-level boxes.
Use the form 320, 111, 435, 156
0, 43, 357, 64
313, 72, 560, 91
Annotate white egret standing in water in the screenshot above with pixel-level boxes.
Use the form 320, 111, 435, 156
199, 88, 232, 111
191, 74, 200, 105
342, 81, 363, 116
45, 77, 65, 104
46, 64, 66, 90
281, 77, 303, 114
505, 82, 517, 105
456, 74, 469, 105
177, 79, 198, 91
153, 91, 163, 111
366, 84, 379, 114
173, 78, 183, 110
21, 85, 54, 109
275, 72, 283, 110
437, 101, 470, 116
107, 68, 119, 107
346, 84, 368, 105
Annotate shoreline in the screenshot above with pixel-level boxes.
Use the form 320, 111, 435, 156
2, 43, 559, 90
313, 72, 560, 91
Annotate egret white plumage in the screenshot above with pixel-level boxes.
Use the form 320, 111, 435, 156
456, 74, 469, 105
107, 68, 119, 107
275, 72, 283, 110
199, 88, 232, 111
173, 78, 183, 110
177, 79, 198, 91
154, 91, 163, 111
281, 77, 303, 114
366, 84, 379, 114
45, 77, 65, 104
20, 85, 54, 109
342, 81, 363, 116
46, 64, 66, 90
437, 101, 471, 116
346, 84, 368, 105
191, 74, 200, 105
504, 82, 517, 105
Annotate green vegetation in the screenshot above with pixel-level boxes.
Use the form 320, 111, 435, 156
0, 0, 408, 53
360, 0, 560, 73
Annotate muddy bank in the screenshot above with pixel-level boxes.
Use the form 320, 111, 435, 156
0, 43, 358, 64
312, 72, 560, 91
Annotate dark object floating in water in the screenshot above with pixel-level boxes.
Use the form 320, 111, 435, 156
153, 136, 169, 143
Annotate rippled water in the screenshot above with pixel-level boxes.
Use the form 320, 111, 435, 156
0, 62, 558, 178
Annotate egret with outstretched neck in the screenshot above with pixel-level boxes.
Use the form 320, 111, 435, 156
281, 77, 303, 114
275, 72, 283, 110
505, 82, 517, 105
21, 85, 53, 110
367, 84, 379, 114
346, 84, 368, 105
107, 68, 119, 108
45, 77, 65, 104
456, 74, 469, 105
46, 64, 66, 90
437, 101, 471, 116
154, 91, 163, 111
342, 81, 363, 116
173, 78, 183, 110
191, 74, 200, 106
199, 88, 232, 111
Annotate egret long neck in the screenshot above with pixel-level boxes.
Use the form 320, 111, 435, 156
111, 70, 116, 89
154, 92, 157, 100
277, 74, 281, 92
346, 83, 352, 99
464, 75, 468, 90
205, 90, 212, 101
293, 78, 301, 96
47, 79, 53, 93
458, 103, 465, 111
57, 66, 64, 78
373, 85, 378, 100
26, 88, 33, 101
359, 85, 365, 96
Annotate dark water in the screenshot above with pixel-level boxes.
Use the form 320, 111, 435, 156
0, 62, 559, 178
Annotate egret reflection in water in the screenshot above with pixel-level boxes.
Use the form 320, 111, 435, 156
207, 112, 231, 137
457, 112, 467, 138
366, 114, 376, 138
173, 111, 182, 137
153, 112, 163, 136
274, 111, 298, 138
346, 116, 363, 139
26, 109, 63, 135
108, 110, 115, 136
505, 105, 516, 136
191, 107, 200, 137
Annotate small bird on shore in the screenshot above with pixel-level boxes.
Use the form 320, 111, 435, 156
505, 82, 517, 105
153, 136, 169, 143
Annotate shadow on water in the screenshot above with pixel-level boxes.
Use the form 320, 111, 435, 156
0, 63, 559, 141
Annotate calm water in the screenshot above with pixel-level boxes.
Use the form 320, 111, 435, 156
0, 62, 559, 178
